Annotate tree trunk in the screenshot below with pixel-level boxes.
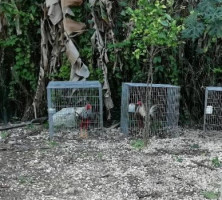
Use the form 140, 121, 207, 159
143, 45, 155, 146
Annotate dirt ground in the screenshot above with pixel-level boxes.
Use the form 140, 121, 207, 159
0, 126, 221, 200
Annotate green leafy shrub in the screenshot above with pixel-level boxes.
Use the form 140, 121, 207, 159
0, 131, 9, 139
131, 139, 144, 150
128, 0, 181, 59
211, 157, 221, 168
183, 0, 222, 41
202, 191, 220, 199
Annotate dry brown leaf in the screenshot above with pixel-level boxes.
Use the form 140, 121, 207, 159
90, 1, 115, 118
63, 18, 86, 35
91, 32, 96, 50
10, 0, 22, 35
40, 20, 49, 69
75, 62, 90, 78
15, 15, 22, 35
65, 39, 79, 65
104, 49, 109, 63
46, 0, 59, 7
103, 77, 109, 90
50, 37, 61, 73
70, 58, 89, 81
48, 3, 62, 25
42, 47, 48, 70
62, 7, 75, 17
0, 13, 7, 33
70, 59, 80, 81
61, 0, 83, 8
70, 74, 80, 81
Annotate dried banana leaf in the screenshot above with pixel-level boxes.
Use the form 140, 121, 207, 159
70, 58, 89, 81
10, 0, 22, 35
46, 0, 59, 7
62, 7, 75, 16
40, 19, 49, 70
23, 0, 89, 120
63, 18, 86, 35
0, 13, 7, 33
90, 0, 120, 119
65, 39, 79, 65
75, 61, 89, 78
61, 0, 83, 7
48, 3, 62, 25
15, 15, 22, 35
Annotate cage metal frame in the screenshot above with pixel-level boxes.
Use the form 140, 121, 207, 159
204, 86, 222, 132
47, 81, 103, 138
120, 83, 180, 136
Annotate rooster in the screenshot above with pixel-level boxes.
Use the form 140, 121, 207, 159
135, 101, 157, 129
75, 103, 92, 139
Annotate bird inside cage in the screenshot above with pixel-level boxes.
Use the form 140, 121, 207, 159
75, 103, 93, 139
132, 101, 157, 130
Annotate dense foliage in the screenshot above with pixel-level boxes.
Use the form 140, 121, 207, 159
0, 0, 222, 126
0, 0, 43, 122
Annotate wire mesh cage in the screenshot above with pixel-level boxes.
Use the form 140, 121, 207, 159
204, 87, 222, 131
121, 83, 180, 137
47, 81, 103, 138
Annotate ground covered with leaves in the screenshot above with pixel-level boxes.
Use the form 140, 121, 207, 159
0, 126, 221, 200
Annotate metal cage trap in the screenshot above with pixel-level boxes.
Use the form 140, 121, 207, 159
204, 87, 222, 131
47, 81, 103, 138
121, 83, 180, 137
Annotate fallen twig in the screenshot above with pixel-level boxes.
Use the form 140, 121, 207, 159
0, 123, 31, 131
13, 147, 51, 152
108, 123, 120, 129
0, 184, 10, 188
0, 147, 8, 151
0, 117, 47, 131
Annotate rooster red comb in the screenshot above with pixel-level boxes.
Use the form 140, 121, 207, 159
137, 101, 142, 106
86, 104, 92, 110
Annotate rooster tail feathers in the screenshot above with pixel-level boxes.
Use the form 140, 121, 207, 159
149, 105, 157, 117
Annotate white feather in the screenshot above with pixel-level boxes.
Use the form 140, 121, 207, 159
75, 107, 85, 116
136, 103, 157, 118
149, 105, 157, 117
138, 104, 146, 117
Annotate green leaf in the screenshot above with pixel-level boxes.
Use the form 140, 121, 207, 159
211, 157, 221, 168
160, 20, 169, 27
153, 56, 162, 64
121, 10, 126, 16
165, 14, 172, 21
182, 21, 205, 40
202, 191, 220, 199
15, 48, 21, 52
131, 139, 144, 150
119, 1, 127, 7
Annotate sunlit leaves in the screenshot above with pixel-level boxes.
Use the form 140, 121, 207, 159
128, 0, 181, 59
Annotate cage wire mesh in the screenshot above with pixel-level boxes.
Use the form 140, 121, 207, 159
47, 81, 103, 138
121, 83, 180, 137
204, 87, 222, 131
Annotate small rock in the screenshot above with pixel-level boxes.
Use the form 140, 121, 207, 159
43, 190, 52, 195
8, 140, 16, 145
64, 188, 79, 195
